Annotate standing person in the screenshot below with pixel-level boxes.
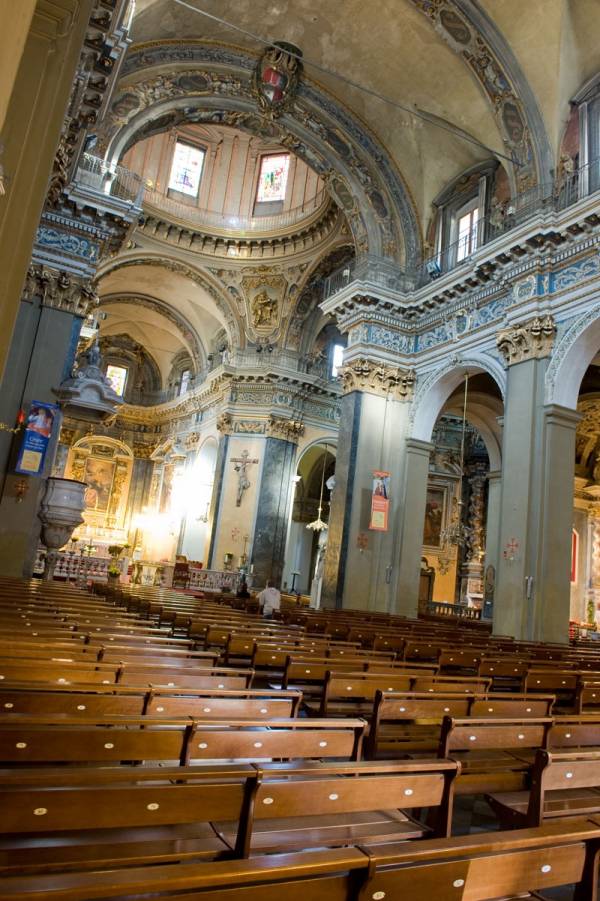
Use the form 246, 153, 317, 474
257, 580, 281, 618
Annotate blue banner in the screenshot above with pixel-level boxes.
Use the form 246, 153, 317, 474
15, 401, 59, 476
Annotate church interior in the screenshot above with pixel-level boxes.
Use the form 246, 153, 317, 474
3, 0, 600, 897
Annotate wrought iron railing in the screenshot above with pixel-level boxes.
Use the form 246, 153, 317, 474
75, 153, 144, 205
322, 158, 600, 299
142, 186, 329, 233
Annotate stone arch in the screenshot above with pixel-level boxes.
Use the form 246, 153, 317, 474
100, 42, 420, 266
96, 251, 243, 349
408, 0, 552, 186
410, 352, 506, 444
545, 306, 600, 409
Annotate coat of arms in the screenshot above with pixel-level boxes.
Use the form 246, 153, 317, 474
251, 42, 303, 118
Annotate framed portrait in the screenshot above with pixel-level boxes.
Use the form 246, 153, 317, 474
83, 457, 115, 514
422, 484, 447, 549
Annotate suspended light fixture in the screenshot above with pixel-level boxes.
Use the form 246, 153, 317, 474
306, 445, 329, 532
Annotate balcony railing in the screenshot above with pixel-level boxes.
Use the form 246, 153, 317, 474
322, 158, 600, 299
143, 186, 330, 234
75, 153, 144, 206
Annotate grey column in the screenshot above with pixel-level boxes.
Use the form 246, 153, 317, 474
494, 353, 578, 643
0, 295, 82, 577
251, 437, 297, 587
207, 433, 229, 569
322, 392, 362, 609
533, 405, 580, 643
483, 469, 502, 617
393, 439, 434, 617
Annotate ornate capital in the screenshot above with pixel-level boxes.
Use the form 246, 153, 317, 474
339, 357, 417, 401
266, 415, 305, 443
23, 264, 99, 318
496, 314, 556, 366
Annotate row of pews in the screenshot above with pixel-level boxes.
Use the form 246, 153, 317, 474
2, 577, 600, 898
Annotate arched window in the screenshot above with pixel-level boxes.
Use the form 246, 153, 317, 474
572, 75, 600, 194
168, 140, 205, 198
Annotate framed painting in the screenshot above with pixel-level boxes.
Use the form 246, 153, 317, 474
83, 457, 115, 514
422, 485, 447, 549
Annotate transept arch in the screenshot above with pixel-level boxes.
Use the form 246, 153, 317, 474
98, 42, 420, 266
545, 306, 600, 410
410, 352, 506, 443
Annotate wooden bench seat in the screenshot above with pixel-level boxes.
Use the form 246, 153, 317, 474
4, 821, 600, 901
214, 758, 459, 855
487, 749, 600, 828
0, 716, 365, 766
0, 764, 256, 874
367, 691, 555, 759
438, 716, 552, 794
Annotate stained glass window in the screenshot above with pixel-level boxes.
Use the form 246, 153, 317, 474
106, 365, 128, 397
256, 154, 290, 203
168, 142, 205, 197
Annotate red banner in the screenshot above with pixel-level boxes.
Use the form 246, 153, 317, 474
369, 470, 390, 531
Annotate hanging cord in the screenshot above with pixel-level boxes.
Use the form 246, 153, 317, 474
171, 0, 519, 168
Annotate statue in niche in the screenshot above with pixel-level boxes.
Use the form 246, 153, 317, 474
251, 291, 278, 328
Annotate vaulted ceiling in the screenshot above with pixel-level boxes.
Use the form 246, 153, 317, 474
129, 0, 600, 227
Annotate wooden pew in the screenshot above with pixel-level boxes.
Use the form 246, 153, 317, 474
214, 758, 460, 855
0, 716, 366, 766
367, 691, 555, 759
438, 716, 552, 794
0, 764, 257, 873
487, 748, 600, 828
4, 822, 600, 900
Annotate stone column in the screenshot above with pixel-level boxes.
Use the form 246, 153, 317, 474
483, 469, 502, 616
393, 438, 434, 617
251, 417, 304, 587
321, 358, 416, 612
589, 515, 600, 619
207, 419, 231, 569
494, 314, 577, 643
0, 267, 97, 576
0, 0, 96, 379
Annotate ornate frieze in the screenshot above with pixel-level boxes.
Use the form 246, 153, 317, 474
22, 264, 98, 317
339, 357, 417, 400
266, 416, 305, 442
496, 314, 556, 366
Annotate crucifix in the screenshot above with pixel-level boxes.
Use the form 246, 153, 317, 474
231, 449, 259, 506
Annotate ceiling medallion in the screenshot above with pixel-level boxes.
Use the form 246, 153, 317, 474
251, 42, 303, 119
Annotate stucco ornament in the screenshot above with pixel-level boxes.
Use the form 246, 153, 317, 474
339, 357, 417, 401
496, 314, 556, 366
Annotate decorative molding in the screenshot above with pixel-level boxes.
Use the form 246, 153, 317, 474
339, 357, 417, 400
496, 314, 556, 366
22, 264, 99, 317
266, 415, 305, 442
216, 412, 233, 435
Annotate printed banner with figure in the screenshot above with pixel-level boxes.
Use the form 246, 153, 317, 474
15, 401, 59, 476
369, 470, 390, 531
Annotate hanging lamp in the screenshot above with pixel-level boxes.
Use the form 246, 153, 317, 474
306, 445, 329, 532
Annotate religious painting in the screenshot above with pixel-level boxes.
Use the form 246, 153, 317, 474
160, 463, 175, 514
501, 101, 525, 145
251, 290, 278, 328
83, 457, 115, 514
439, 9, 471, 45
423, 486, 446, 548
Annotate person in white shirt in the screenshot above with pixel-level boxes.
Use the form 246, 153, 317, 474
257, 580, 281, 617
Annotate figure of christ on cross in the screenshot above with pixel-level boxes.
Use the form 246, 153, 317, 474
231, 449, 259, 506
